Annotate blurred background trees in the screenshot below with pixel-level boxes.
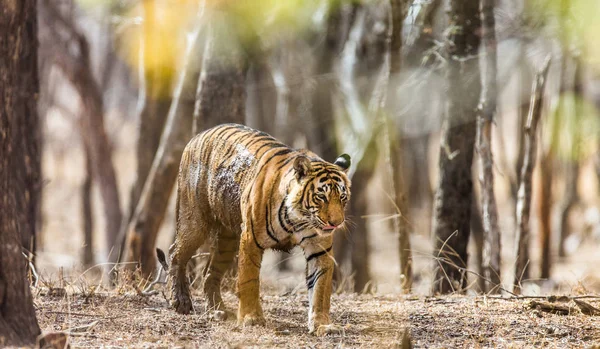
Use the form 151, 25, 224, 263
30, 0, 600, 296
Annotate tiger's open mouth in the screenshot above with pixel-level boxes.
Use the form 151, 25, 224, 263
320, 225, 337, 232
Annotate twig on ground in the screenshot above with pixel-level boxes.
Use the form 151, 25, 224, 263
138, 265, 165, 296
68, 320, 99, 333
574, 299, 600, 316
528, 300, 576, 315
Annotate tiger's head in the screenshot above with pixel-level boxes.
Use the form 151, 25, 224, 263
287, 153, 352, 235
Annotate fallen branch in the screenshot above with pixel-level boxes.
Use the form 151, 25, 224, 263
528, 300, 576, 315
574, 299, 600, 316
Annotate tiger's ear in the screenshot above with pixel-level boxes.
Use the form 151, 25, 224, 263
293, 155, 312, 180
333, 153, 351, 173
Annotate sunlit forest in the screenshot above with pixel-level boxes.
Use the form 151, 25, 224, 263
2, 0, 600, 347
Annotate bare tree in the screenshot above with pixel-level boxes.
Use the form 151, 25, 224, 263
0, 0, 42, 344
432, 0, 481, 294
477, 0, 502, 293
514, 58, 551, 294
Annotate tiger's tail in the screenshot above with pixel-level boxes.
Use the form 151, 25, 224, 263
156, 248, 169, 271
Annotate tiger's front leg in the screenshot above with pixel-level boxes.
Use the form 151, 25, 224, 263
236, 228, 266, 327
303, 235, 341, 335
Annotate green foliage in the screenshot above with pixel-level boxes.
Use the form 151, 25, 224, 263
524, 0, 600, 70
545, 92, 600, 161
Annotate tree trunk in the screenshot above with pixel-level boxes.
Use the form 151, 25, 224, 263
538, 150, 553, 280
306, 3, 345, 163
82, 143, 94, 268
0, 0, 42, 344
349, 165, 373, 293
558, 58, 583, 257
192, 19, 247, 134
431, 0, 481, 294
389, 0, 412, 293
470, 195, 485, 293
513, 58, 551, 294
477, 0, 502, 293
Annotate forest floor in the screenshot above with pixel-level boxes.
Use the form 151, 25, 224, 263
36, 114, 600, 348
34, 280, 600, 348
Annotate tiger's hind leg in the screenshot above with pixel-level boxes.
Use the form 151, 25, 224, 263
203, 223, 239, 319
168, 206, 208, 314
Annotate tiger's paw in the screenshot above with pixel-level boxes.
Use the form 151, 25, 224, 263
238, 312, 266, 327
171, 292, 193, 315
312, 324, 343, 336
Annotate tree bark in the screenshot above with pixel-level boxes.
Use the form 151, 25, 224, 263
557, 58, 583, 257
431, 0, 481, 294
477, 0, 502, 293
0, 0, 42, 344
538, 149, 553, 280
348, 165, 373, 293
192, 19, 247, 134
389, 0, 412, 293
513, 58, 551, 294
82, 143, 94, 268
470, 195, 485, 293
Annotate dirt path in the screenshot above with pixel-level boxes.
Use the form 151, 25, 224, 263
35, 287, 600, 348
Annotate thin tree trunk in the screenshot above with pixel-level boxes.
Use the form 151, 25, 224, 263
471, 196, 485, 292
349, 166, 373, 293
513, 63, 530, 206
477, 0, 502, 293
514, 58, 551, 294
389, 0, 412, 293
0, 0, 42, 344
538, 149, 553, 280
558, 59, 583, 257
432, 0, 481, 294
558, 160, 578, 258
82, 143, 94, 268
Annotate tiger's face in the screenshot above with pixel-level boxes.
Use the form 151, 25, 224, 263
288, 154, 351, 235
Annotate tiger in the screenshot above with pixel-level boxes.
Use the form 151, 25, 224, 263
158, 123, 352, 335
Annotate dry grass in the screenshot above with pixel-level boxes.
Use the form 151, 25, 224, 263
34, 278, 600, 348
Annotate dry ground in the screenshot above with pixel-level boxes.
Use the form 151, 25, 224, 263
37, 106, 600, 348
35, 282, 600, 348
